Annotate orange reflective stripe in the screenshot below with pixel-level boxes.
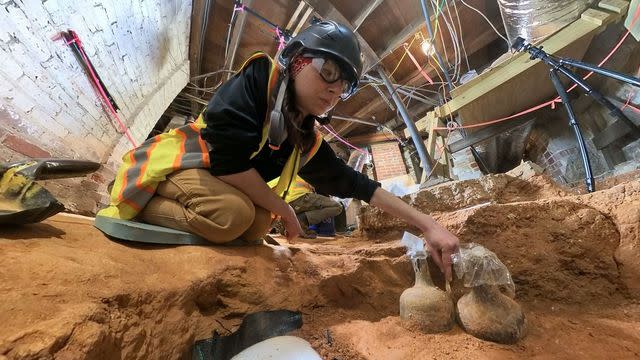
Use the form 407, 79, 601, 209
307, 132, 323, 157
268, 64, 278, 90
299, 131, 323, 168
102, 52, 282, 220
120, 138, 155, 202
122, 198, 142, 212
117, 150, 135, 201
238, 52, 270, 72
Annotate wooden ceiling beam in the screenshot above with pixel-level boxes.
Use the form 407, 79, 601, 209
285, 1, 307, 30
224, 0, 254, 76
303, 0, 380, 70
342, 131, 409, 146
339, 11, 504, 137
353, 0, 384, 30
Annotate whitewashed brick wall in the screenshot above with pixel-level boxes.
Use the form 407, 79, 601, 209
0, 0, 191, 214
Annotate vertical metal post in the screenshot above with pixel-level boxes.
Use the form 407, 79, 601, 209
549, 70, 595, 192
377, 67, 434, 175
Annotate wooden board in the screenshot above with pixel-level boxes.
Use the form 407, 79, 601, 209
434, 8, 616, 131
599, 0, 630, 14
623, 0, 640, 40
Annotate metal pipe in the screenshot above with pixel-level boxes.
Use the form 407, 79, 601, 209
332, 115, 405, 143
240, 3, 280, 30
559, 58, 640, 88
377, 66, 434, 175
549, 69, 595, 192
363, 75, 440, 104
419, 0, 454, 92
331, 115, 379, 127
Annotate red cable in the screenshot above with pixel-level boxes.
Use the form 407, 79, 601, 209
321, 125, 371, 156
435, 6, 640, 131
403, 43, 435, 84
65, 31, 138, 147
274, 27, 286, 51
622, 91, 640, 113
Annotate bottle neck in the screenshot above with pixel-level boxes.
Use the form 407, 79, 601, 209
412, 256, 433, 287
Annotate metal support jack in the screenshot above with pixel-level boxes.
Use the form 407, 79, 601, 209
377, 67, 440, 182
512, 36, 640, 192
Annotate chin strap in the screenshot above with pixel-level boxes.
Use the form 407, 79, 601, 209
316, 109, 333, 125
268, 76, 289, 150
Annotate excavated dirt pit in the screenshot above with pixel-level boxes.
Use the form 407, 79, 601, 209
1, 174, 639, 359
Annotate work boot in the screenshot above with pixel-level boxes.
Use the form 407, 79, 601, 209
295, 214, 317, 239
308, 217, 336, 237
300, 228, 317, 239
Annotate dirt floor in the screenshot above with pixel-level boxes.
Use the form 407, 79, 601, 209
1, 173, 639, 359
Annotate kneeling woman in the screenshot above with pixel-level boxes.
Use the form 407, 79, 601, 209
99, 21, 459, 280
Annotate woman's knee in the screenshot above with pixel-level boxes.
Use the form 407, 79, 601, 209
207, 194, 256, 240
241, 206, 272, 240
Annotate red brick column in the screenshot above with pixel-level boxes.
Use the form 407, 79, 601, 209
370, 142, 407, 180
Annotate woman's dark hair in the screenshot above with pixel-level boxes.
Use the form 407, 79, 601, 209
282, 76, 317, 152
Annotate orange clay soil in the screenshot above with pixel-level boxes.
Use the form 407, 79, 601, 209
1, 174, 639, 359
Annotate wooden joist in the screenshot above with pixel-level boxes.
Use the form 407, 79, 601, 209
448, 117, 534, 153
598, 0, 630, 15
429, 7, 620, 130
343, 132, 410, 146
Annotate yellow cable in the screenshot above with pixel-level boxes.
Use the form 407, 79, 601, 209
433, 0, 441, 35
359, 34, 419, 92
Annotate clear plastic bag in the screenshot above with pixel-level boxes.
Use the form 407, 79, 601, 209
401, 231, 426, 259
451, 243, 515, 295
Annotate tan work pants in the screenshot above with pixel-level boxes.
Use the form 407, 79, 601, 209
138, 169, 272, 244
291, 193, 343, 225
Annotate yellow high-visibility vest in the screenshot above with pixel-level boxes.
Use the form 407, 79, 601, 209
267, 175, 314, 203
98, 53, 322, 220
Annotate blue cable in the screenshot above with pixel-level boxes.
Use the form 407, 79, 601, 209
419, 0, 454, 92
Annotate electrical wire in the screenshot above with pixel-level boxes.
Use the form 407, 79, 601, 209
452, 0, 471, 72
429, 0, 451, 73
460, 0, 509, 47
433, 7, 640, 131
432, 0, 460, 82
621, 90, 640, 114
321, 124, 371, 155
443, 0, 465, 81
191, 69, 237, 80
420, 0, 454, 91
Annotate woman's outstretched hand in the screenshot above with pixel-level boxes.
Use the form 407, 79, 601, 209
281, 204, 304, 242
369, 187, 460, 281
419, 215, 459, 282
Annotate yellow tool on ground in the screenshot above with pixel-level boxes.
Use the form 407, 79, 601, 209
0, 159, 100, 225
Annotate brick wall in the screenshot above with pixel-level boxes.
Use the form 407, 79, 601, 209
370, 141, 407, 180
528, 104, 631, 187
0, 0, 191, 215
525, 22, 640, 188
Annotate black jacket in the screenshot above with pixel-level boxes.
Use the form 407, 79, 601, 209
200, 57, 380, 202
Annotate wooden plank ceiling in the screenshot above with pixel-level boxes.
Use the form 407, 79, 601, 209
177, 0, 508, 143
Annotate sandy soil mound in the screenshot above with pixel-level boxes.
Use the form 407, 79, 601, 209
360, 174, 570, 234
1, 174, 639, 359
445, 200, 622, 303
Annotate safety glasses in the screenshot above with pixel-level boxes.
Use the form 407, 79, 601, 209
303, 54, 355, 99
